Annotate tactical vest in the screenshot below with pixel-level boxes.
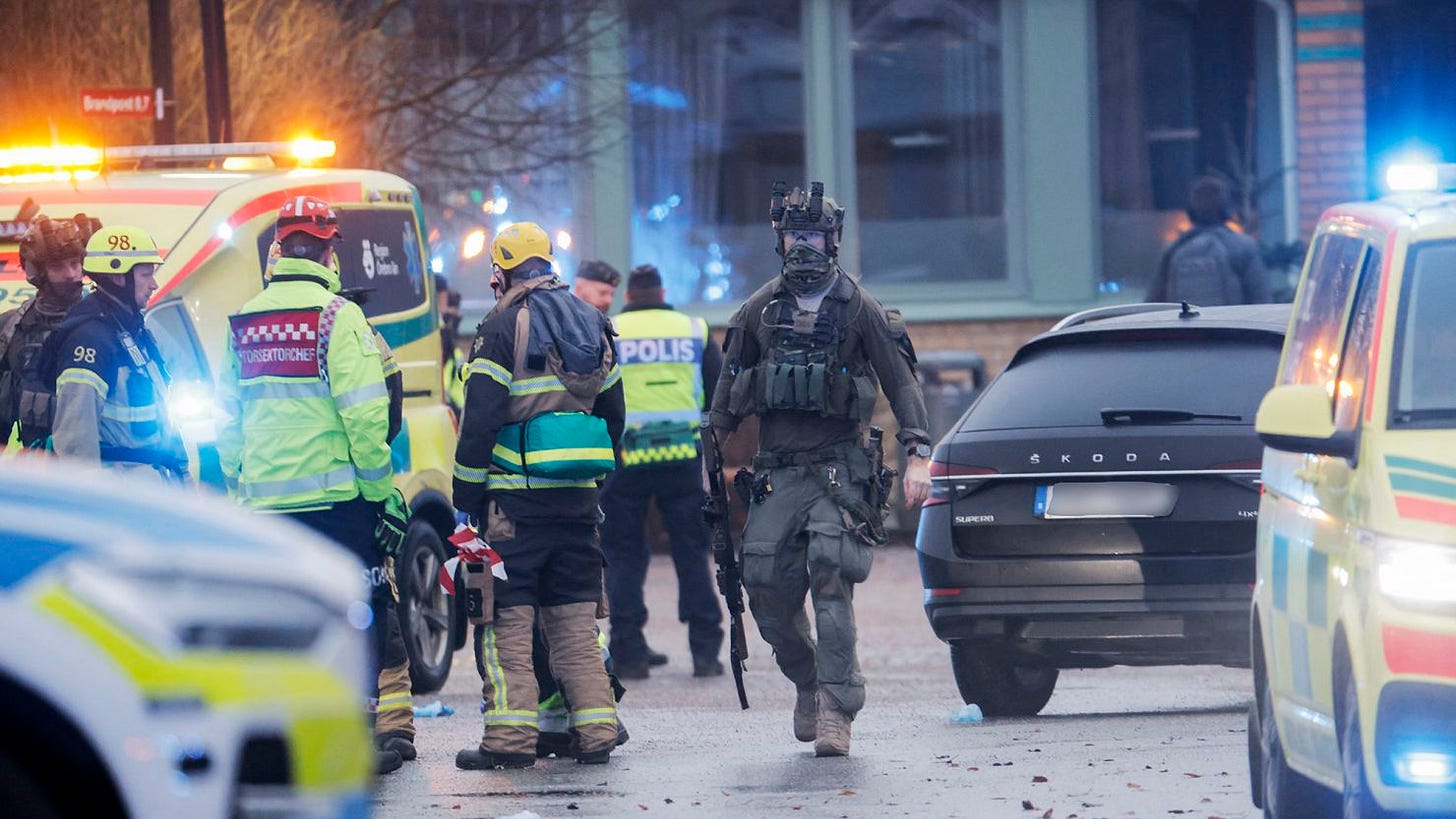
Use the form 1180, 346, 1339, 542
614, 308, 706, 466
487, 278, 617, 487
745, 290, 875, 423
0, 299, 69, 447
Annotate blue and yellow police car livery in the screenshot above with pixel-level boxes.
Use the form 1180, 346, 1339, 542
0, 461, 372, 818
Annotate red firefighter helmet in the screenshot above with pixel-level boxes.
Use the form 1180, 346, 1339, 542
275, 195, 340, 242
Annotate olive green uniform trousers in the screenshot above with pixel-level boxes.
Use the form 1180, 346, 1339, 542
740, 456, 874, 716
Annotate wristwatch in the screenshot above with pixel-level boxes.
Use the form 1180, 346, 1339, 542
906, 442, 932, 459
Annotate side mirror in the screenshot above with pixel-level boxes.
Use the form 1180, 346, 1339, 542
1255, 384, 1357, 459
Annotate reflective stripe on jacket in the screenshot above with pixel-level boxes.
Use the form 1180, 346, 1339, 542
216, 257, 393, 511
43, 292, 186, 472
613, 308, 706, 466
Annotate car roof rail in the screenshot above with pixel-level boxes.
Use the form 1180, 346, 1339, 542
1049, 302, 1190, 332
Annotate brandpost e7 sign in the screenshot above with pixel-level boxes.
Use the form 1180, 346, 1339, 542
79, 88, 162, 119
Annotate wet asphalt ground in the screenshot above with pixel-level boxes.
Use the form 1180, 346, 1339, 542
374, 543, 1258, 818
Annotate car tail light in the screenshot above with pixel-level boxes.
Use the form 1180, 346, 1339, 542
925, 459, 996, 507
1214, 459, 1263, 491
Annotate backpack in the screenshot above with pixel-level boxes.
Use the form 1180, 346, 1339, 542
1163, 228, 1241, 306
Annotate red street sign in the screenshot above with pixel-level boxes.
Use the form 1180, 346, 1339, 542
79, 88, 158, 119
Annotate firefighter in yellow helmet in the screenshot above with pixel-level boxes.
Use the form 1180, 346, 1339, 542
39, 225, 189, 478
452, 222, 626, 769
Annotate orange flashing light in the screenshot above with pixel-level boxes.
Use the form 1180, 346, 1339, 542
0, 145, 103, 170
289, 138, 336, 164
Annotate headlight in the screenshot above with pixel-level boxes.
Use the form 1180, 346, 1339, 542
64, 561, 334, 653
1375, 534, 1456, 606
168, 380, 219, 444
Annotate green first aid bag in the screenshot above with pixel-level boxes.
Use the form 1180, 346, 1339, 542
492, 411, 616, 480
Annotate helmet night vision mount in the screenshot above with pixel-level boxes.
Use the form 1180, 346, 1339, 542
770, 180, 845, 257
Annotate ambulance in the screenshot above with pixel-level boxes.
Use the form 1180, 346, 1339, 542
0, 141, 465, 692
1249, 162, 1456, 817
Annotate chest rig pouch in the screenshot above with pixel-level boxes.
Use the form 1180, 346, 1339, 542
746, 293, 874, 422
7, 302, 66, 447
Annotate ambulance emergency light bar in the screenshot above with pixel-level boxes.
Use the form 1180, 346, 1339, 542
0, 139, 335, 173
105, 138, 337, 166
1385, 161, 1456, 193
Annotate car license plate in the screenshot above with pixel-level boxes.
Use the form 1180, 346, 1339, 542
1033, 482, 1177, 519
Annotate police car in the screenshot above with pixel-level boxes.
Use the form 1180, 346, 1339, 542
0, 461, 372, 818
1249, 162, 1456, 817
0, 141, 465, 691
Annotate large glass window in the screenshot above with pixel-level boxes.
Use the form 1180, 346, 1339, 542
627, 0, 803, 305
1097, 0, 1262, 294
852, 0, 1005, 284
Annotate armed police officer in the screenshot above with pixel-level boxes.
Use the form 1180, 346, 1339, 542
709, 182, 932, 757
41, 225, 189, 479
0, 213, 99, 450
452, 222, 625, 770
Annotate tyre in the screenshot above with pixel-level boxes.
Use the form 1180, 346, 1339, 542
0, 749, 61, 819
1339, 673, 1388, 819
397, 520, 454, 693
1258, 672, 1337, 818
948, 641, 1058, 716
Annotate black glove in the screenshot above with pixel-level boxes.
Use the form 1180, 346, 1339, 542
375, 489, 409, 558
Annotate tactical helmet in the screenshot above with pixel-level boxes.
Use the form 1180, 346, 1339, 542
82, 226, 165, 276
771, 181, 844, 296
770, 181, 845, 257
275, 195, 340, 242
491, 222, 554, 271
18, 213, 101, 288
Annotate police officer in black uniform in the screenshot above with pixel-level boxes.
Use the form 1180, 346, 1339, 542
709, 182, 932, 757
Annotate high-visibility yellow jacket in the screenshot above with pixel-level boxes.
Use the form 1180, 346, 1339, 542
216, 257, 393, 512
612, 304, 714, 466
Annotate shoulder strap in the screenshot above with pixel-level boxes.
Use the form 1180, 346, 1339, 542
316, 295, 350, 384
512, 301, 532, 375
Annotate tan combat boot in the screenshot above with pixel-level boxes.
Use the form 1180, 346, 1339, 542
813, 691, 851, 757
794, 688, 817, 742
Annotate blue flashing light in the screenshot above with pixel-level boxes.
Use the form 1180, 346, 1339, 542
1386, 163, 1441, 193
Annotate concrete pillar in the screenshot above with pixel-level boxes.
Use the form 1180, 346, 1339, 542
583, 0, 633, 278
802, 0, 859, 278
1018, 0, 1098, 303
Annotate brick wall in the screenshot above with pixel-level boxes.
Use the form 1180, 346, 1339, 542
903, 317, 1060, 378
1296, 0, 1367, 235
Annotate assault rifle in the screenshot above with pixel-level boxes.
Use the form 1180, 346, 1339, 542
700, 417, 749, 709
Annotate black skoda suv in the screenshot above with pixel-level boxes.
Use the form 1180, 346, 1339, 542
917, 303, 1289, 715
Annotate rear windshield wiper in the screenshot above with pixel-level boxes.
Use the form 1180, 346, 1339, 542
1100, 408, 1243, 425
